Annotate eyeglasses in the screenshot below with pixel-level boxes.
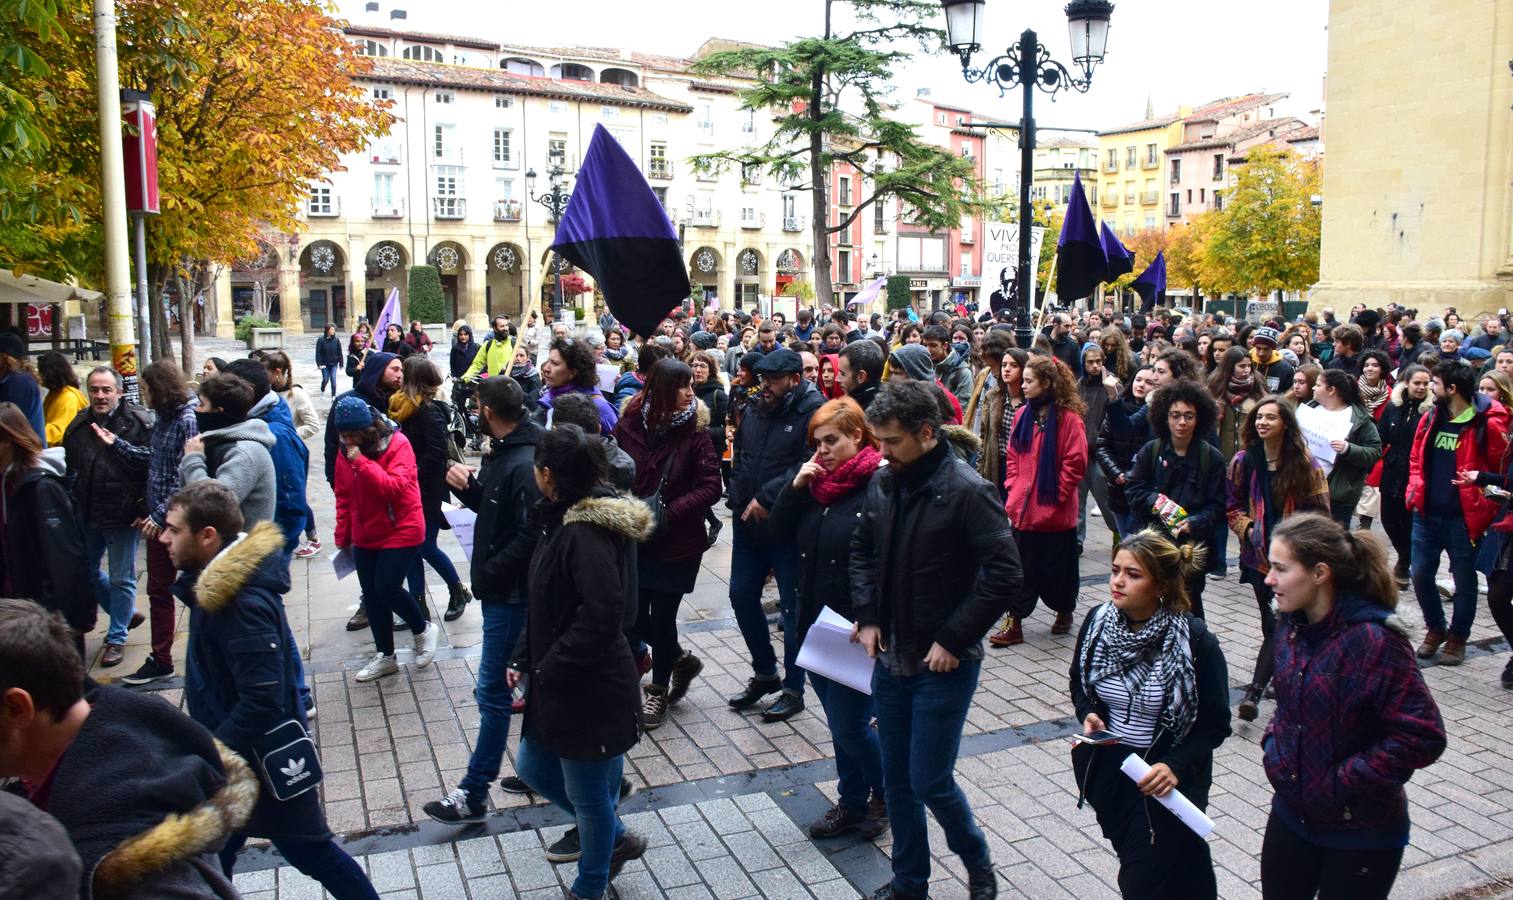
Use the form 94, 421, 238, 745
1168, 411, 1197, 422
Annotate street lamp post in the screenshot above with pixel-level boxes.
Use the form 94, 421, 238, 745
941, 0, 1113, 344
527, 150, 573, 321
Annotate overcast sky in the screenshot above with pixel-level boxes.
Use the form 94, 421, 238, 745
339, 0, 1329, 133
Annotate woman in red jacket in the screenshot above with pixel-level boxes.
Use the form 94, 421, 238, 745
999, 355, 1087, 644
331, 395, 437, 683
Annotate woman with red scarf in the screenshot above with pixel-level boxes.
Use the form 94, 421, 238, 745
771, 397, 887, 840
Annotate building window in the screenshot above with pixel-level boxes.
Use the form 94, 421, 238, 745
1124, 182, 1135, 205
1106, 148, 1119, 171
874, 203, 885, 234
937, 112, 947, 125
371, 137, 400, 164
1031, 185, 1047, 201
433, 90, 454, 104
697, 103, 713, 137
1089, 185, 1098, 204
1169, 192, 1180, 216
404, 45, 444, 63
648, 142, 668, 177
308, 185, 333, 215
1187, 189, 1193, 203
652, 186, 668, 207
960, 216, 973, 243
959, 251, 973, 277
495, 96, 513, 109
372, 86, 393, 101
433, 124, 456, 160
1199, 188, 1206, 203
492, 128, 513, 167
1145, 143, 1157, 166
435, 166, 462, 196
358, 39, 388, 57
373, 173, 395, 209
838, 175, 852, 206
548, 133, 568, 166
741, 206, 757, 226
495, 175, 515, 201
1145, 213, 1156, 229
548, 100, 567, 115
1214, 191, 1223, 211
961, 144, 972, 158
741, 109, 754, 134
1212, 153, 1224, 180
1170, 158, 1181, 184
837, 248, 851, 281
601, 106, 618, 120
1126, 146, 1136, 168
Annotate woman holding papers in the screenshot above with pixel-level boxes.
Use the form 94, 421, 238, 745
1225, 397, 1330, 722
1070, 528, 1231, 898
770, 396, 887, 840
1260, 513, 1445, 900
1308, 369, 1384, 529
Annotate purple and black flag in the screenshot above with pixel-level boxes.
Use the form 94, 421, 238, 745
549, 124, 691, 337
1131, 250, 1167, 313
1100, 221, 1134, 282
1055, 171, 1107, 302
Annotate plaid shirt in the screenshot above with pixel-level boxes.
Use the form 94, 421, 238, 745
114, 397, 198, 526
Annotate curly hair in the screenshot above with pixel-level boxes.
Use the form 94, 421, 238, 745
1098, 327, 1134, 383
1023, 355, 1086, 416
549, 336, 599, 390
1147, 378, 1218, 443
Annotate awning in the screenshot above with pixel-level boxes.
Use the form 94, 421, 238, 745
0, 269, 104, 306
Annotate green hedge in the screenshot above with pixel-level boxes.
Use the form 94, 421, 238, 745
234, 317, 277, 342
886, 275, 912, 311
407, 265, 444, 324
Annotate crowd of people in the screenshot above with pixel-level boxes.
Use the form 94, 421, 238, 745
0, 294, 1499, 898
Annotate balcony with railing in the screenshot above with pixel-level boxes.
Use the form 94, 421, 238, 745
740, 212, 765, 229
493, 199, 522, 222
648, 161, 674, 181
433, 197, 466, 220
370, 147, 401, 165
687, 209, 720, 227
371, 199, 404, 219
1102, 159, 1119, 173
782, 214, 806, 232
1141, 190, 1160, 205
1142, 155, 1159, 170
432, 147, 464, 165
1100, 193, 1118, 209
492, 155, 519, 171
306, 198, 341, 218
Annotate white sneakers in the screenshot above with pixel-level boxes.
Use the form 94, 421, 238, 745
414, 623, 438, 668
356, 653, 398, 682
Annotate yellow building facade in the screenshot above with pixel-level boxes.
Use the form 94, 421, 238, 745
1310, 0, 1513, 315
1096, 113, 1188, 234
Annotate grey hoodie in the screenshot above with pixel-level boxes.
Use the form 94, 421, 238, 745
179, 418, 278, 525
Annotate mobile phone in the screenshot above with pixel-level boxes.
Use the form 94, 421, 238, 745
1072, 730, 1124, 746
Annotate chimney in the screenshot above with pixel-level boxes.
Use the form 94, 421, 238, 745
364, 2, 377, 11
390, 8, 407, 19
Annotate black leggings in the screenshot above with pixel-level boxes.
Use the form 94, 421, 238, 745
1261, 810, 1403, 899
1380, 489, 1412, 569
1487, 570, 1513, 648
634, 587, 686, 687
1247, 576, 1277, 692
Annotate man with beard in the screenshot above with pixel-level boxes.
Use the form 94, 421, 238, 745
725, 349, 824, 722
461, 315, 518, 382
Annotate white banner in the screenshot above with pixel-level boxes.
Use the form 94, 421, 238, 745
984, 222, 1045, 288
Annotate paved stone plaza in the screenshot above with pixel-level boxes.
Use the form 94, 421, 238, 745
86, 335, 1513, 899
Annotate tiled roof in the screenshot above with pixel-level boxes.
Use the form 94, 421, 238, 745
344, 24, 499, 51
1167, 117, 1307, 153
359, 58, 693, 112
1284, 125, 1320, 142
1098, 112, 1182, 137
1040, 136, 1096, 149
1184, 92, 1289, 123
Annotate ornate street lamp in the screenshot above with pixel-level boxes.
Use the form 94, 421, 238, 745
527, 147, 574, 319
942, 0, 1113, 341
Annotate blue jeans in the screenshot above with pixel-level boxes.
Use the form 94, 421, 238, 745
1412, 511, 1479, 639
810, 673, 883, 814
459, 602, 527, 803
221, 834, 377, 900
728, 519, 804, 695
516, 736, 626, 899
84, 525, 138, 645
408, 520, 462, 603
873, 660, 990, 897
319, 364, 340, 398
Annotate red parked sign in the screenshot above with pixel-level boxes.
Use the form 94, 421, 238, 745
122, 95, 160, 215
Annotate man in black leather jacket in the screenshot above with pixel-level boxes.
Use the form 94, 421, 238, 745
850, 381, 1026, 900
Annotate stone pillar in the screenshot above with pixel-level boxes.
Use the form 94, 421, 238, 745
278, 264, 303, 334
465, 263, 487, 329
346, 238, 365, 332
211, 268, 235, 338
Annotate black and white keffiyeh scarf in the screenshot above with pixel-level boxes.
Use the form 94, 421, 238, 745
1078, 601, 1198, 740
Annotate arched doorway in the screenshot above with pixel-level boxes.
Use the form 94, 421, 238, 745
427, 241, 469, 323
689, 246, 721, 306
485, 242, 525, 319
735, 248, 763, 311
299, 240, 347, 331
364, 240, 409, 324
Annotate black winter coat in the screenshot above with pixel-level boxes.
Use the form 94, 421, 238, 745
450, 340, 480, 379
315, 335, 343, 368
1070, 609, 1232, 811
850, 441, 1025, 669
613, 400, 723, 564
398, 399, 451, 528
730, 379, 824, 534
523, 492, 651, 760
772, 477, 868, 644
1377, 387, 1433, 499
1094, 396, 1146, 515
61, 402, 153, 528
453, 421, 544, 604
176, 521, 328, 843
1, 457, 94, 631
1125, 439, 1227, 557
694, 379, 729, 457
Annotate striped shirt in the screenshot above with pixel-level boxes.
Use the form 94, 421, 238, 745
1093, 665, 1165, 749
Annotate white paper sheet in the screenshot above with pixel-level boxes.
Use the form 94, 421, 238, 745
443, 505, 478, 561
1294, 403, 1353, 474
330, 548, 356, 581
795, 606, 876, 695
1119, 753, 1216, 838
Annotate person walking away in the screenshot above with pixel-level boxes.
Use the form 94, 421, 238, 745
771, 397, 887, 839
424, 376, 544, 824
331, 396, 438, 681
1070, 529, 1231, 898
613, 358, 723, 728
390, 356, 473, 620
0, 332, 44, 444
1125, 380, 1226, 619
1310, 369, 1383, 530
161, 481, 378, 898
691, 350, 729, 544
1076, 344, 1118, 550
105, 360, 198, 685
515, 425, 651, 899
37, 351, 85, 446
0, 599, 257, 898
226, 358, 310, 555
850, 381, 1025, 900
316, 324, 343, 399
1225, 398, 1330, 721
1260, 514, 1446, 900
997, 356, 1087, 645
724, 348, 825, 719
0, 404, 94, 645
265, 351, 324, 558
1092, 365, 1154, 543
61, 366, 152, 667
1378, 365, 1434, 588
1406, 360, 1509, 663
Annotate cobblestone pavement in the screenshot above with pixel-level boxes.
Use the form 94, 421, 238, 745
84, 334, 1513, 899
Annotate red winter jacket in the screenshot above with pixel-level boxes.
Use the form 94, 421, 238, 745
1002, 406, 1087, 532
333, 428, 426, 550
1405, 392, 1509, 540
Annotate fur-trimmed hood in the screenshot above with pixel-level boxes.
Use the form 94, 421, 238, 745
1389, 380, 1433, 416
562, 493, 655, 542
940, 423, 983, 459
188, 520, 289, 614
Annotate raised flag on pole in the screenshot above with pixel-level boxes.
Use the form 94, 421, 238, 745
847, 275, 888, 308
1055, 171, 1108, 302
549, 124, 691, 338
371, 287, 400, 346
1131, 251, 1167, 313
1100, 221, 1134, 282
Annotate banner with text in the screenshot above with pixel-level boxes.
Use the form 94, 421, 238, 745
984, 222, 1046, 289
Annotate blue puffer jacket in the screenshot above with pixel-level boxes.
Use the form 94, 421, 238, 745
249, 390, 310, 548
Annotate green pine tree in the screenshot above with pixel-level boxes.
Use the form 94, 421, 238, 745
407, 265, 445, 324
